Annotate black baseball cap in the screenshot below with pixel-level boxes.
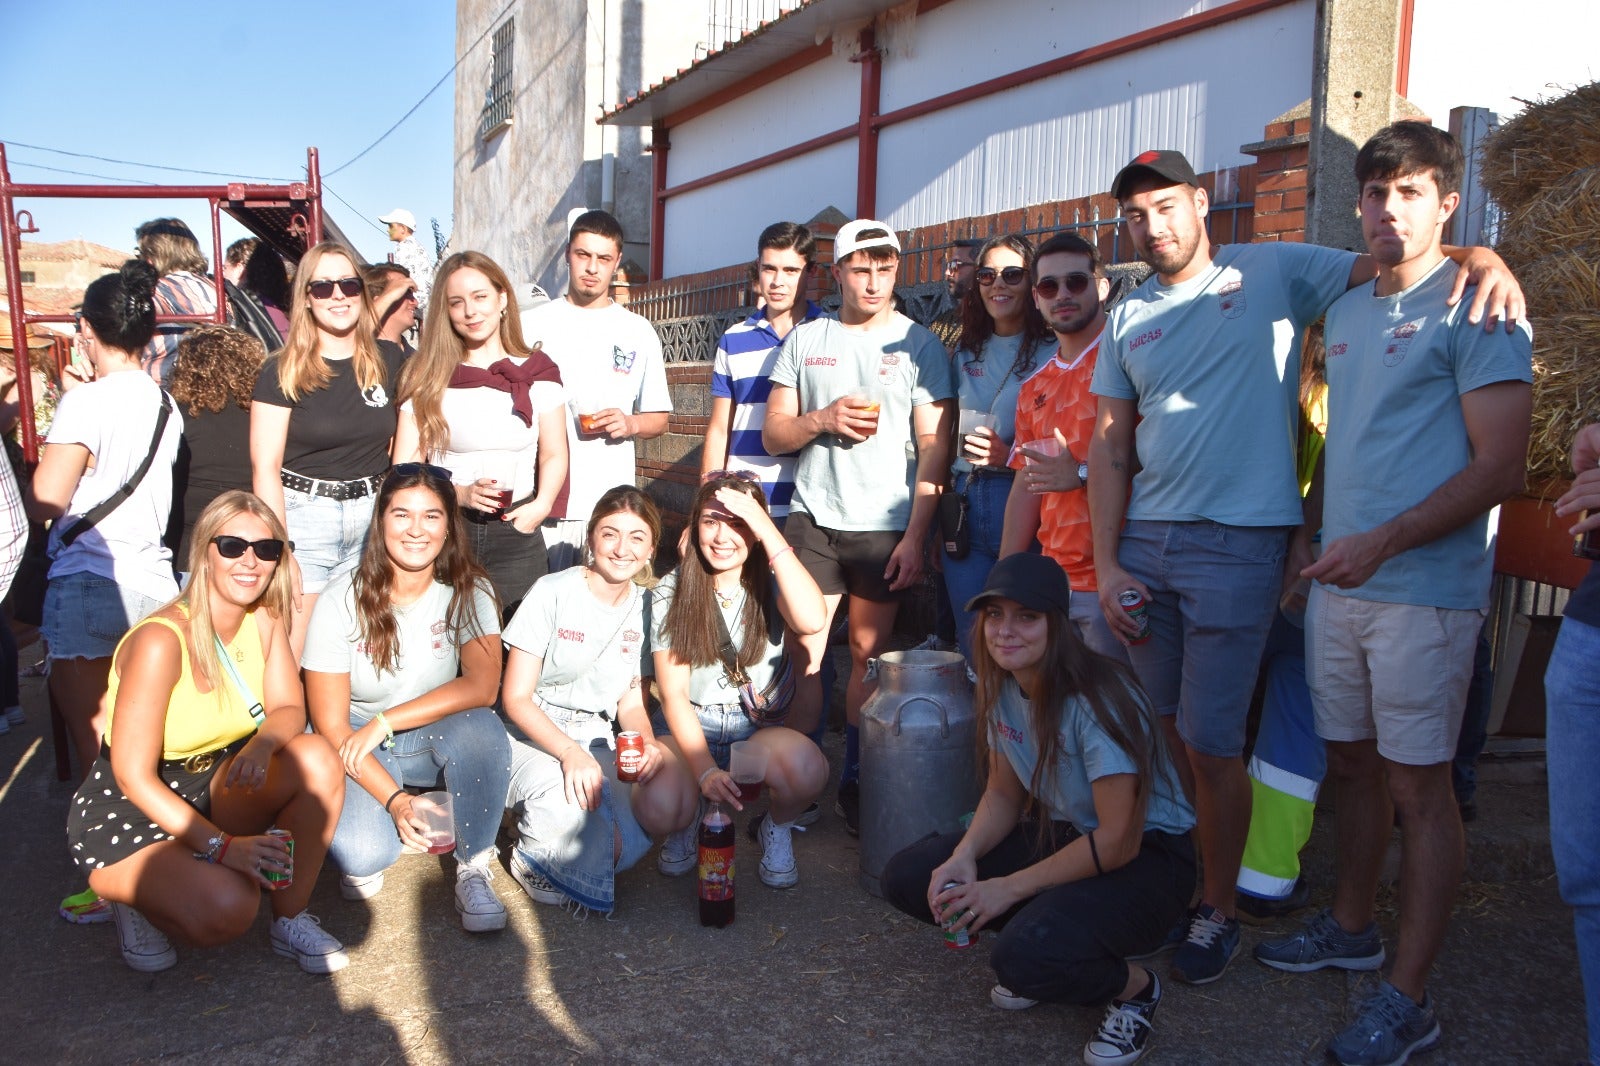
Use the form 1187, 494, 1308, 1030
1111, 150, 1201, 201
964, 553, 1072, 615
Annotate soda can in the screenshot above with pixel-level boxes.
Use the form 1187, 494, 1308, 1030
1119, 589, 1152, 645
263, 828, 294, 890
939, 881, 978, 949
617, 731, 645, 783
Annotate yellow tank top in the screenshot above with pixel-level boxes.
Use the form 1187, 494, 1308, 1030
104, 608, 268, 761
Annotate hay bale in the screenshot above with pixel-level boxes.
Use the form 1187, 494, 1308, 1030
1527, 314, 1600, 484
1481, 82, 1600, 212
1494, 166, 1600, 271
1512, 249, 1600, 320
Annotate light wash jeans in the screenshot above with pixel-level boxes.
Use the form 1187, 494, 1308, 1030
329, 707, 512, 877
1544, 612, 1600, 1064
942, 471, 1014, 661
283, 485, 374, 595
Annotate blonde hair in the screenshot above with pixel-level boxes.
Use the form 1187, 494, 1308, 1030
399, 250, 530, 460
272, 242, 387, 401
136, 218, 208, 276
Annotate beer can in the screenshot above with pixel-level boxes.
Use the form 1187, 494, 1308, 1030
264, 828, 294, 890
939, 881, 978, 949
617, 731, 645, 783
1119, 589, 1152, 645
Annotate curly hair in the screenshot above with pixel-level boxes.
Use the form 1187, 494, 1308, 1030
957, 235, 1050, 381
170, 325, 265, 416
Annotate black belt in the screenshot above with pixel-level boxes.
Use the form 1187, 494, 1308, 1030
281, 470, 385, 501
964, 466, 1016, 480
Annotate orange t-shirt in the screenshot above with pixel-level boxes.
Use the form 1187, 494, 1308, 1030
1009, 333, 1103, 591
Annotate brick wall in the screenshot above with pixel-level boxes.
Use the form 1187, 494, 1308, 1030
1244, 114, 1312, 243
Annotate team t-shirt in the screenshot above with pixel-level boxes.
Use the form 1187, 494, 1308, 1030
252, 346, 404, 480
501, 566, 653, 717
45, 369, 182, 602
768, 311, 955, 531
1320, 258, 1533, 609
953, 332, 1035, 475
301, 571, 501, 722
1093, 243, 1354, 526
1008, 333, 1105, 590
989, 677, 1194, 836
650, 572, 783, 707
521, 299, 671, 518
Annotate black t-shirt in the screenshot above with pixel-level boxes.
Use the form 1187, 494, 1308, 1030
170, 402, 253, 562
252, 347, 402, 480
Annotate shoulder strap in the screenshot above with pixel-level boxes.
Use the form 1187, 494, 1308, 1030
712, 605, 750, 686
60, 391, 174, 548
214, 632, 266, 727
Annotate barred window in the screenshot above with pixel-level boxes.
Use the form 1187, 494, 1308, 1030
480, 18, 514, 139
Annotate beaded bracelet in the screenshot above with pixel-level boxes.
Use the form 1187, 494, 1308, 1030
373, 711, 396, 750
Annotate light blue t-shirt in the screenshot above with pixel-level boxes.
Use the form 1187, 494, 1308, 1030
989, 678, 1194, 837
1093, 242, 1355, 526
501, 567, 653, 717
952, 331, 1037, 474
769, 311, 955, 531
650, 572, 783, 707
1320, 257, 1533, 609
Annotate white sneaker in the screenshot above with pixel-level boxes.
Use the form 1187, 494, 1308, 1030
339, 871, 384, 901
4, 706, 22, 727
657, 822, 698, 876
271, 911, 349, 974
990, 983, 1039, 1010
754, 813, 801, 889
454, 864, 507, 933
111, 903, 176, 973
509, 851, 569, 906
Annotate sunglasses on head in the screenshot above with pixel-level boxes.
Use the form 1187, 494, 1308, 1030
211, 536, 286, 561
388, 462, 454, 483
976, 266, 1029, 287
1033, 272, 1095, 299
306, 276, 363, 300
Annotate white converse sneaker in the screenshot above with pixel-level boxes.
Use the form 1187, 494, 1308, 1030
339, 871, 384, 901
271, 911, 349, 974
111, 903, 176, 973
657, 822, 698, 876
509, 851, 569, 906
991, 984, 1039, 1010
455, 863, 507, 933
754, 813, 801, 889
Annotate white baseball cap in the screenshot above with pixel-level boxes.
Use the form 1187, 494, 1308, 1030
833, 219, 900, 261
378, 208, 417, 230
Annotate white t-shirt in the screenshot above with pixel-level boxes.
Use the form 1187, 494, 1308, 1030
46, 369, 182, 601
651, 571, 783, 707
521, 299, 671, 518
402, 369, 565, 501
301, 571, 501, 723
501, 566, 652, 718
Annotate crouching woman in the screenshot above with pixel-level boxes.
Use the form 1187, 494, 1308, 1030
882, 553, 1196, 1066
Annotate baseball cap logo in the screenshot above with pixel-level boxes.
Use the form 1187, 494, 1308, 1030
1135, 150, 1162, 164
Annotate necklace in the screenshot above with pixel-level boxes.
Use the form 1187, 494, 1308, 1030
714, 583, 741, 610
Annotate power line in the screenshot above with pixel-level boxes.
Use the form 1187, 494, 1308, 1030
321, 182, 391, 238
7, 159, 159, 185
1, 140, 291, 182
322, 0, 517, 178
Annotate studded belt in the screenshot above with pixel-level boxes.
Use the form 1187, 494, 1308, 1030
280, 469, 385, 501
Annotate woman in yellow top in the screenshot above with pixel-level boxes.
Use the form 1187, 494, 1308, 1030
66, 491, 347, 975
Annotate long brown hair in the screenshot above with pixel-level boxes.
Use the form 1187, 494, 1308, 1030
957, 235, 1050, 382
350, 466, 497, 674
970, 604, 1174, 830
271, 242, 386, 402
659, 476, 776, 668
399, 250, 534, 460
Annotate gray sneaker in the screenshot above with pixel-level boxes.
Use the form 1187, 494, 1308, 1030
1254, 907, 1385, 973
1327, 980, 1440, 1066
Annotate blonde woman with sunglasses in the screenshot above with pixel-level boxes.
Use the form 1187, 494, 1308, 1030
250, 242, 404, 655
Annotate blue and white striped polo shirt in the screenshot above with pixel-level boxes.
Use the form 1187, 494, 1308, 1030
710, 301, 822, 517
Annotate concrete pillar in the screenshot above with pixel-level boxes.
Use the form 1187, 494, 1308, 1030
1306, 0, 1426, 250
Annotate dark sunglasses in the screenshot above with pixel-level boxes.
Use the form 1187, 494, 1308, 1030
388, 462, 454, 483
306, 276, 364, 300
976, 266, 1029, 287
211, 536, 286, 561
1033, 272, 1095, 299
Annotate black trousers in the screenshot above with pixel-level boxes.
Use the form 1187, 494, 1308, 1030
882, 820, 1195, 1005
462, 504, 549, 624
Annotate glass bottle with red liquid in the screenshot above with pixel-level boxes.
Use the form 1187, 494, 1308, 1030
697, 802, 735, 928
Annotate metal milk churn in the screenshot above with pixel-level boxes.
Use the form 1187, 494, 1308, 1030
858, 648, 979, 897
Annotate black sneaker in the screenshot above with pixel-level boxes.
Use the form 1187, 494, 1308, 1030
1169, 902, 1241, 985
1083, 969, 1161, 1065
1127, 908, 1191, 961
1254, 907, 1385, 973
1236, 876, 1312, 924
834, 780, 860, 836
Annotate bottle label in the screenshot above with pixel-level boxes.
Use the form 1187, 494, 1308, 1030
698, 846, 734, 900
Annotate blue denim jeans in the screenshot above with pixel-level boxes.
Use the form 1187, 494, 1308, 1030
43, 571, 169, 661
506, 707, 652, 913
283, 486, 374, 595
1544, 613, 1600, 1063
943, 471, 1014, 660
329, 707, 512, 877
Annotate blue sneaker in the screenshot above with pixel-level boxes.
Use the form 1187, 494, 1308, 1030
1327, 980, 1440, 1066
1254, 907, 1385, 973
1169, 902, 1241, 985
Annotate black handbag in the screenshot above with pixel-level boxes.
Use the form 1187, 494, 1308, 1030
938, 491, 970, 560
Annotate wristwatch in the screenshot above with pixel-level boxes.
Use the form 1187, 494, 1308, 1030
1077, 461, 1089, 486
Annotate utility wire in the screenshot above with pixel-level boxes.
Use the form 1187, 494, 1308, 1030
1, 140, 290, 182
322, 0, 516, 177
321, 182, 391, 238
8, 159, 159, 185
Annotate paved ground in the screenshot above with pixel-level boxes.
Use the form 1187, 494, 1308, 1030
1, 663, 1588, 1065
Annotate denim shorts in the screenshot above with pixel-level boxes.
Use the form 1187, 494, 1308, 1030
651, 702, 756, 770
283, 487, 375, 595
1118, 519, 1288, 757
43, 571, 167, 660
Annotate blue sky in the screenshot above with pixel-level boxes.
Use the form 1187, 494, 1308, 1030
0, 1, 459, 266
